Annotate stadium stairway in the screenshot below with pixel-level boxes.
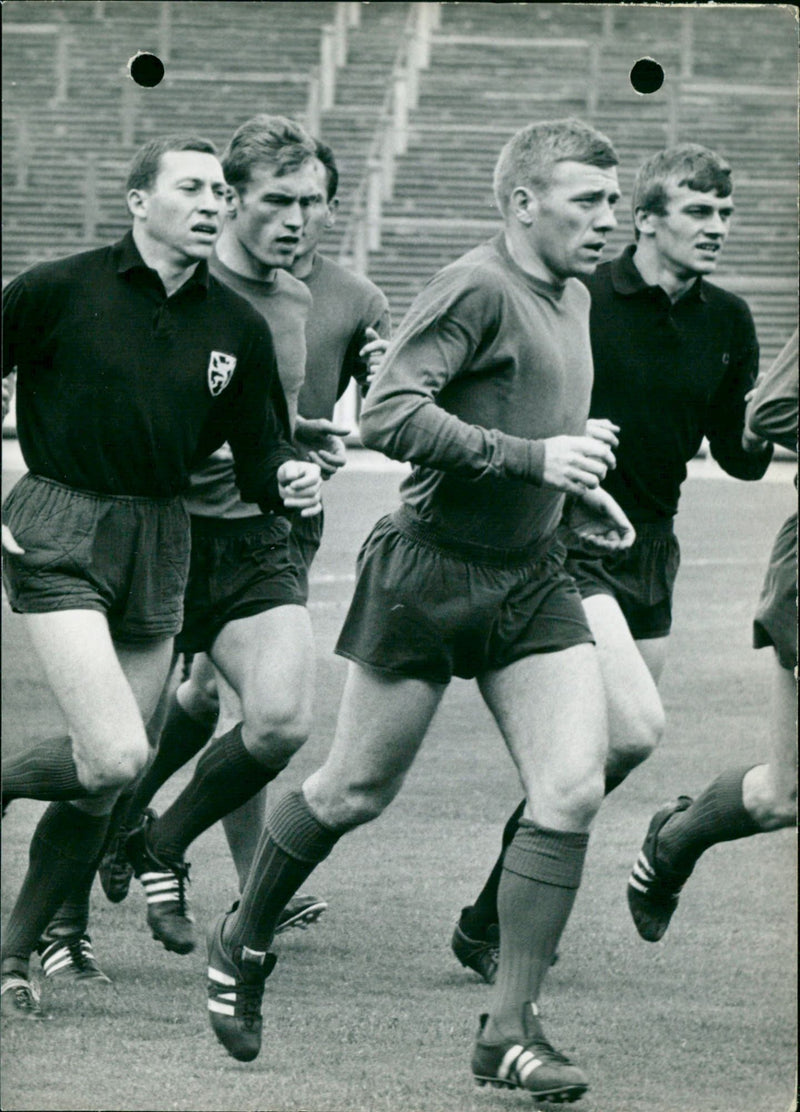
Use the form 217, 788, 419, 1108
2, 1, 797, 367
360, 2, 798, 368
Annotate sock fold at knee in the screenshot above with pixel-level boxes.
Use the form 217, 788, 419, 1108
267, 790, 341, 864
503, 820, 589, 890
2, 735, 88, 803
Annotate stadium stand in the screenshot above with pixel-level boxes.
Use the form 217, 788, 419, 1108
2, 0, 797, 367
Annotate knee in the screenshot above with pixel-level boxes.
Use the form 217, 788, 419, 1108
241, 694, 312, 766
745, 767, 797, 830
536, 766, 605, 831
766, 790, 798, 829
609, 698, 665, 774
305, 777, 394, 832
179, 678, 219, 726
564, 770, 605, 828
76, 736, 150, 794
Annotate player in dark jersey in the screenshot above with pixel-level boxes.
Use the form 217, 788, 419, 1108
202, 119, 634, 1103
0, 135, 322, 1019
37, 117, 329, 976
627, 328, 797, 941
449, 144, 774, 986
90, 127, 391, 949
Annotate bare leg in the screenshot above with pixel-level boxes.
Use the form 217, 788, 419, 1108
582, 594, 666, 785
2, 613, 173, 970
224, 663, 447, 954
477, 644, 607, 1036
742, 656, 796, 829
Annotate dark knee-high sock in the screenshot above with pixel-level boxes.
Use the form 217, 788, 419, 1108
1, 803, 110, 966
655, 766, 763, 878
465, 776, 621, 936
147, 723, 286, 864
39, 862, 95, 945
2, 735, 89, 804
489, 820, 589, 1034
462, 799, 526, 936
40, 787, 141, 946
225, 790, 341, 954
121, 694, 215, 827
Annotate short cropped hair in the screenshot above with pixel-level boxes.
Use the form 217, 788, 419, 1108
222, 114, 317, 193
126, 135, 218, 192
493, 118, 619, 216
313, 139, 339, 202
632, 144, 733, 224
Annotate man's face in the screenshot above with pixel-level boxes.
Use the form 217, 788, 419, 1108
637, 180, 734, 278
524, 160, 620, 282
231, 160, 326, 268
131, 149, 227, 262
294, 158, 336, 262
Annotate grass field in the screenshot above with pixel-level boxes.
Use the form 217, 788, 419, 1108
1, 451, 797, 1112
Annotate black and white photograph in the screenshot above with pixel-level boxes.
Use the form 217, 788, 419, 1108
2, 3, 797, 1111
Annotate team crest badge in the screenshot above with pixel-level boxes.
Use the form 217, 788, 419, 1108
208, 351, 237, 396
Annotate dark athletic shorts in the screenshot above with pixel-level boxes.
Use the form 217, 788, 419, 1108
335, 508, 594, 684
565, 520, 680, 641
288, 509, 324, 603
175, 513, 305, 655
2, 472, 190, 643
753, 511, 797, 670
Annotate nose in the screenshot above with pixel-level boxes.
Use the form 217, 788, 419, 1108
596, 200, 618, 232
198, 185, 221, 213
705, 210, 728, 237
283, 200, 304, 231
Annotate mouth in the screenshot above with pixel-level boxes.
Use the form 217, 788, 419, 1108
191, 223, 218, 237
695, 242, 721, 255
275, 236, 299, 249
583, 242, 606, 254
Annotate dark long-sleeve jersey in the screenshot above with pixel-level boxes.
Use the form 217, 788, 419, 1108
182, 253, 312, 520
296, 252, 391, 419
360, 233, 593, 550
584, 246, 773, 523
2, 232, 295, 512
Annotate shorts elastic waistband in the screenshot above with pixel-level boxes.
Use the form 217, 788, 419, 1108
631, 519, 676, 538
393, 506, 555, 568
29, 474, 183, 506
190, 512, 288, 538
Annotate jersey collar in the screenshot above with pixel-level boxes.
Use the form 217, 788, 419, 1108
611, 244, 708, 304
114, 231, 210, 295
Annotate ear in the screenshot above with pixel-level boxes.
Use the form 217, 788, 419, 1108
126, 188, 148, 219
325, 197, 339, 229
634, 207, 657, 238
510, 185, 537, 227
224, 185, 239, 220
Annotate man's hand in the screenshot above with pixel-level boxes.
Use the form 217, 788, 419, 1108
2, 523, 25, 555
294, 416, 351, 447
307, 435, 347, 479
563, 486, 636, 552
294, 416, 350, 479
585, 417, 619, 450
277, 460, 323, 517
542, 429, 616, 494
741, 426, 769, 453
359, 327, 389, 388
